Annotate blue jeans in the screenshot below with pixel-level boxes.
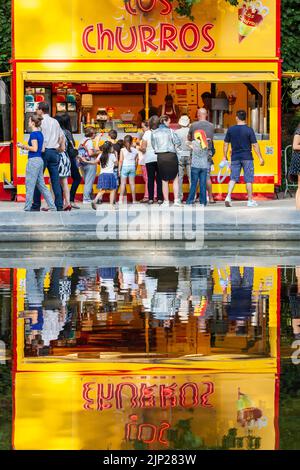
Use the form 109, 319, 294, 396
186, 167, 207, 205
32, 149, 63, 211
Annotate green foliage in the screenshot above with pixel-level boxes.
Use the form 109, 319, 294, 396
168, 0, 238, 20
0, 0, 11, 72
0, 364, 12, 450
281, 0, 300, 71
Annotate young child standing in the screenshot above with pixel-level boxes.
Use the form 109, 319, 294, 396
91, 141, 118, 210
118, 135, 138, 204
186, 129, 209, 206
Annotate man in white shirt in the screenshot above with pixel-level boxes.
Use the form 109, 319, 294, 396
31, 102, 65, 211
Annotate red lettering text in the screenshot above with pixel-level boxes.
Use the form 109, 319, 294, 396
201, 23, 215, 52
82, 25, 96, 54
97, 23, 114, 51
115, 26, 138, 53
160, 23, 178, 52
179, 23, 200, 51
138, 25, 158, 52
137, 0, 157, 13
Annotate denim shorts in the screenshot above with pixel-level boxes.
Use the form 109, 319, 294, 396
230, 160, 254, 183
121, 165, 136, 178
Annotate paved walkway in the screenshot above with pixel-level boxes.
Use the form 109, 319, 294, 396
0, 198, 299, 243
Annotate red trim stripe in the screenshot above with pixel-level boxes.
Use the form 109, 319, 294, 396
0, 144, 11, 163
11, 268, 18, 450
276, 0, 281, 58
277, 60, 282, 186
274, 266, 281, 450
11, 59, 281, 64
0, 183, 13, 201
12, 60, 17, 186
15, 175, 275, 185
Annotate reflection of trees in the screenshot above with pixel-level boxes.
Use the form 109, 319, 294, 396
130, 419, 262, 450
0, 364, 12, 450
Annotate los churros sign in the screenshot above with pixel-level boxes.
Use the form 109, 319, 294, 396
80, 0, 276, 58
13, 0, 278, 60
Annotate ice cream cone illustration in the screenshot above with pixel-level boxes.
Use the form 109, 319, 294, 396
237, 388, 263, 428
238, 1, 269, 43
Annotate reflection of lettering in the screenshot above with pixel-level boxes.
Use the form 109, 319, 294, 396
115, 383, 138, 409
139, 383, 157, 408
160, 383, 178, 408
82, 381, 215, 410
180, 383, 199, 408
200, 382, 214, 407
82, 382, 95, 410
97, 384, 114, 411
125, 414, 171, 446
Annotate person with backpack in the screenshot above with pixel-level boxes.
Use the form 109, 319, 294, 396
186, 129, 209, 206
77, 127, 100, 204
55, 113, 81, 209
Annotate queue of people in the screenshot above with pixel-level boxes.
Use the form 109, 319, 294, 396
20, 100, 269, 211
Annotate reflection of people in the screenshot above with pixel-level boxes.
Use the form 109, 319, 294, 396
25, 268, 47, 332
158, 95, 180, 125
223, 110, 265, 208
289, 266, 300, 338
288, 124, 300, 210
227, 267, 254, 320
147, 267, 179, 321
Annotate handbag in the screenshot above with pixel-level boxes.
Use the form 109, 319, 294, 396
65, 131, 78, 159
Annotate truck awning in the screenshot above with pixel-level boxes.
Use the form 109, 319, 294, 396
23, 71, 278, 83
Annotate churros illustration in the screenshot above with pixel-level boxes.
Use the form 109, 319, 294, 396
238, 1, 269, 43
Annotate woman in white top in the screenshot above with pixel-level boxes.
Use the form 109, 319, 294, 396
118, 135, 138, 204
140, 115, 163, 204
77, 127, 100, 203
91, 141, 118, 210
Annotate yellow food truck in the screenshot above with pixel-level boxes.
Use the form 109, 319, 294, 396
7, 0, 281, 201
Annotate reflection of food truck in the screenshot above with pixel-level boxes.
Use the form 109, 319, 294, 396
14, 371, 278, 450
12, 262, 280, 450
3, 0, 281, 202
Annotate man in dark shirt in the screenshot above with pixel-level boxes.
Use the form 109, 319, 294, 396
223, 110, 264, 207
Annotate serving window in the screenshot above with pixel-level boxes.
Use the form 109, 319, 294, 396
23, 71, 276, 139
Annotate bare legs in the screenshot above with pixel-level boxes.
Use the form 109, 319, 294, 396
93, 189, 116, 209
246, 182, 253, 201
207, 177, 214, 202
119, 176, 136, 203
60, 177, 70, 208
162, 175, 179, 202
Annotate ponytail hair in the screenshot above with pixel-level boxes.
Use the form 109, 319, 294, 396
100, 141, 113, 169
124, 135, 133, 151
159, 115, 170, 126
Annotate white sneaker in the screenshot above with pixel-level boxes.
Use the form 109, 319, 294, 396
173, 199, 182, 207
161, 201, 169, 207
247, 200, 258, 207
83, 200, 92, 204
225, 196, 232, 207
